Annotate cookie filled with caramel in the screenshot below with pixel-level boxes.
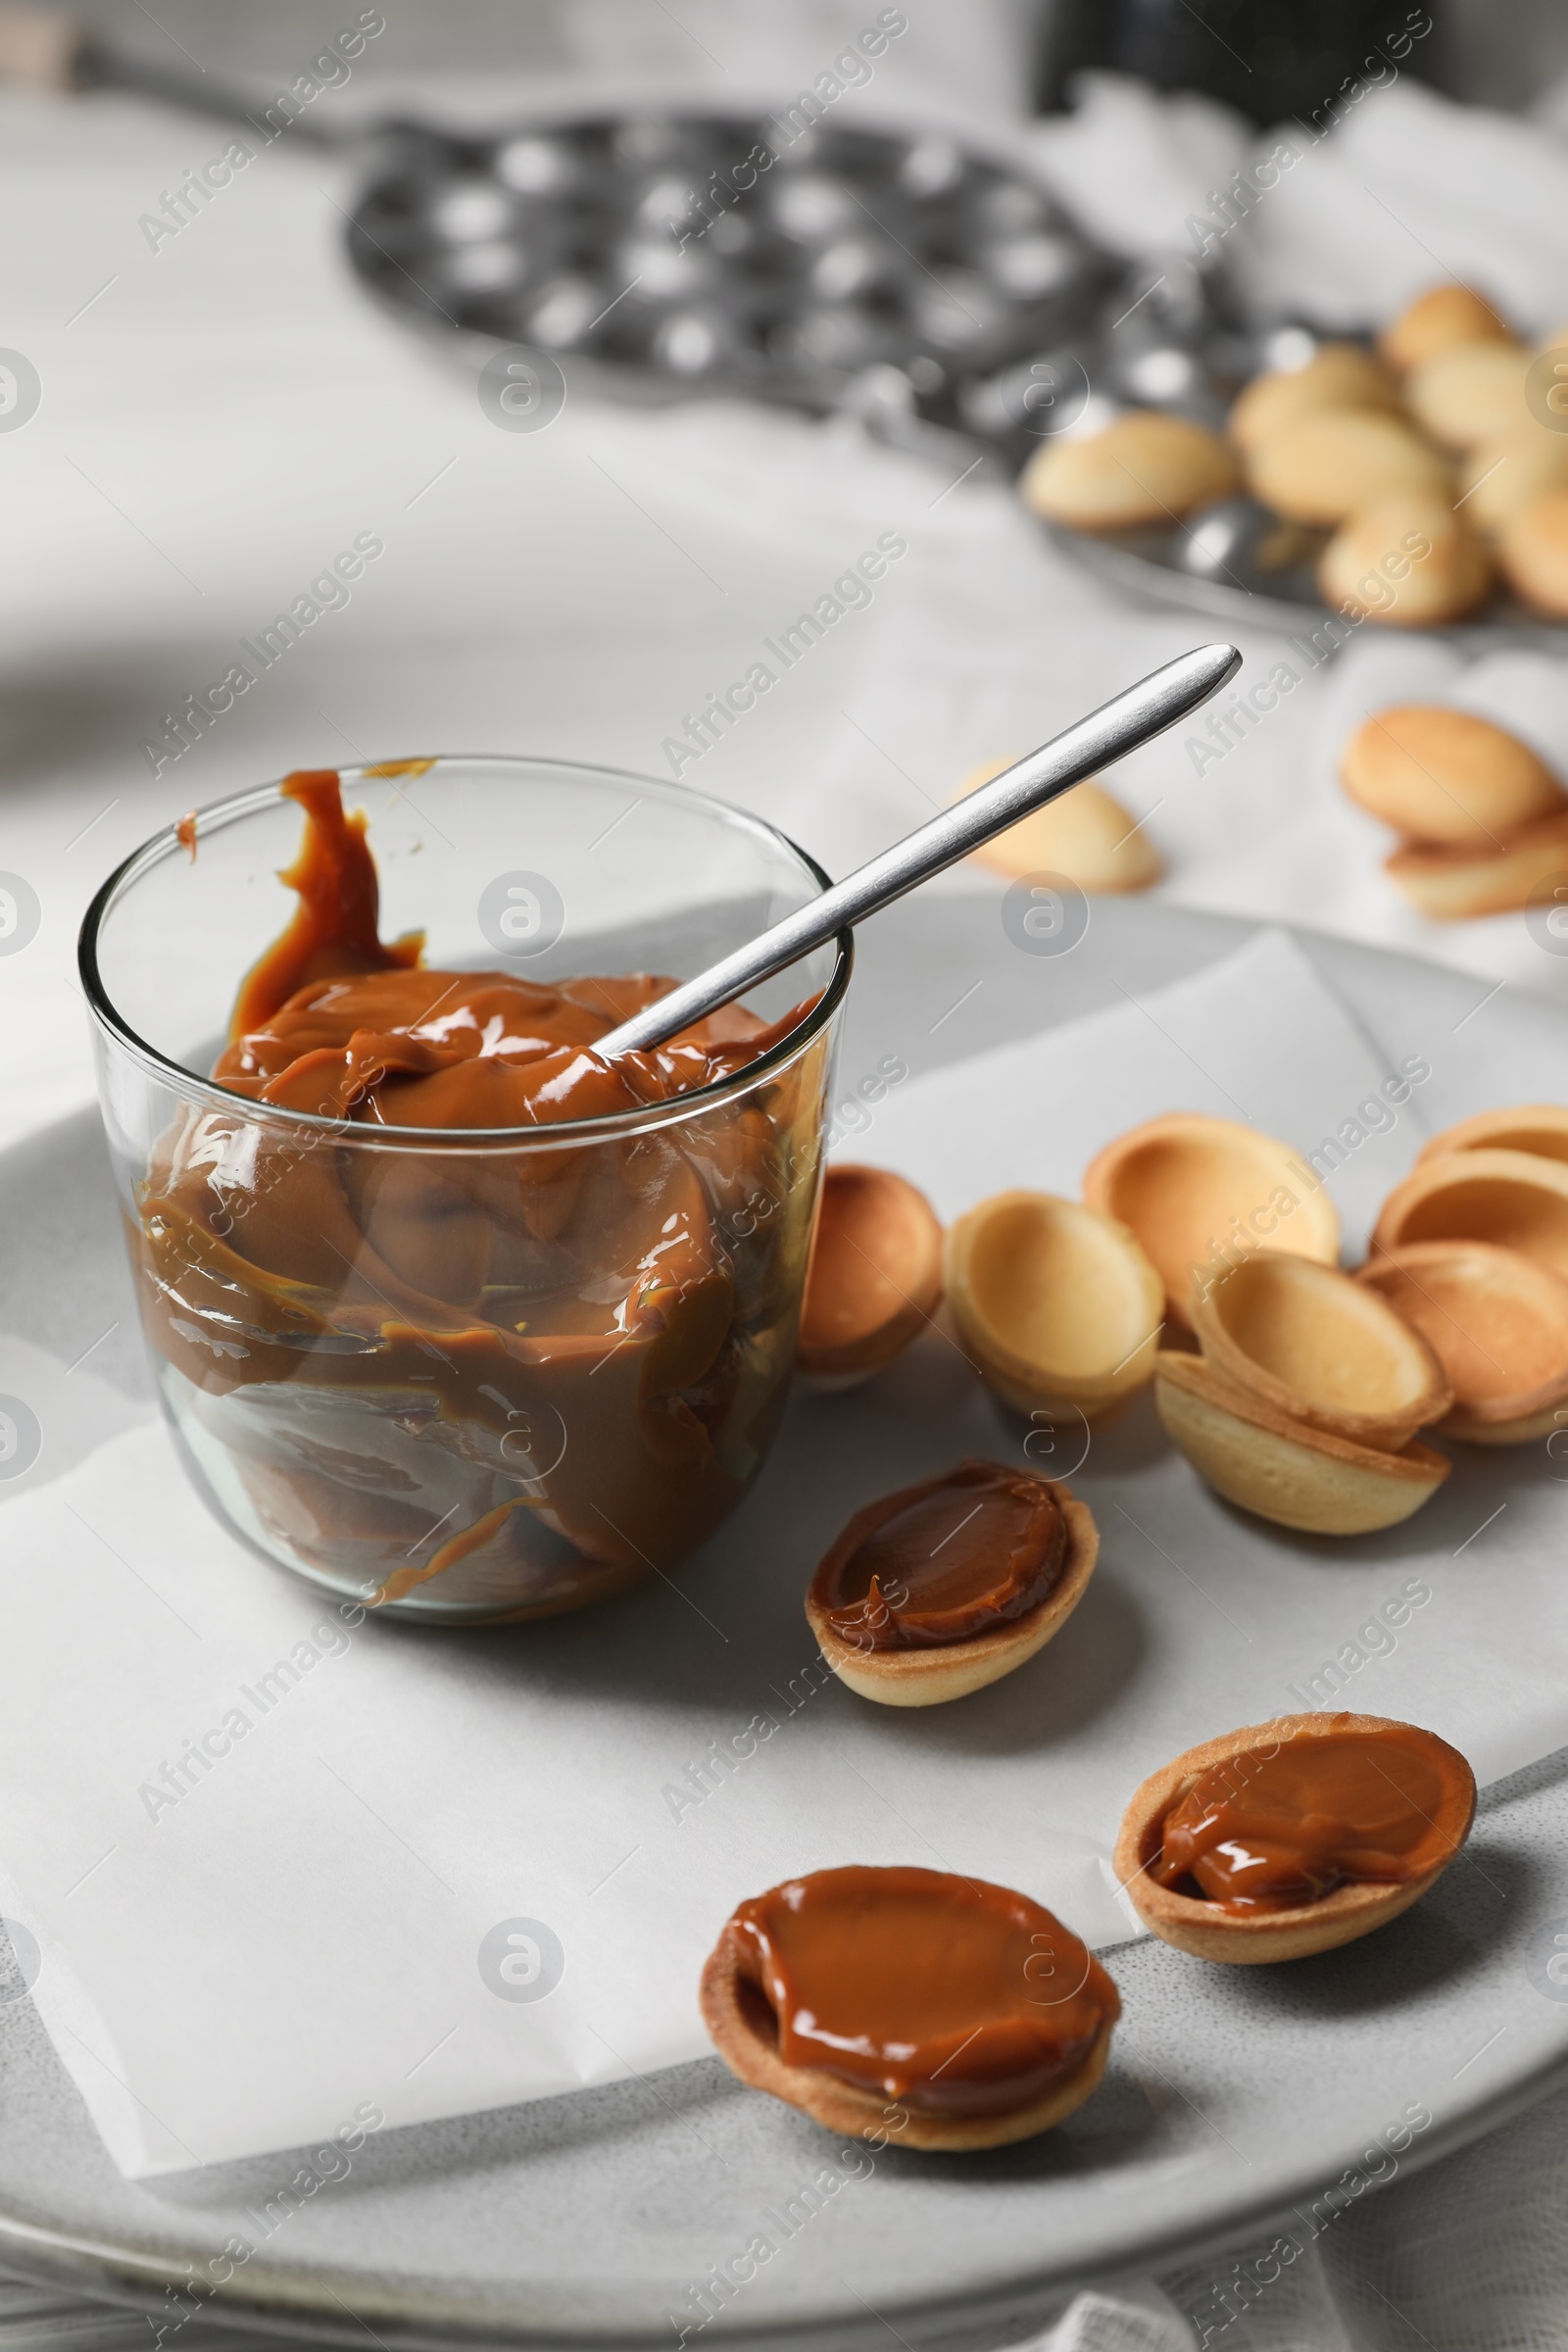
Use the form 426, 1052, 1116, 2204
805, 1459, 1098, 1706
1116, 1712, 1475, 1963
701, 1864, 1120, 2150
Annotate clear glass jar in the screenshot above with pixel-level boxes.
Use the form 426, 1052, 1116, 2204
80, 758, 850, 1624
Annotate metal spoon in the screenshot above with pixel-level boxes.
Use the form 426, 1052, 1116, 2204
596, 640, 1241, 1057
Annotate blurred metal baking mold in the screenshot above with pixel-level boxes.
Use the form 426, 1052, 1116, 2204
340, 109, 1117, 470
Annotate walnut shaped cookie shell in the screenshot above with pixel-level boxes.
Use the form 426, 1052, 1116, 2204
1416, 1103, 1568, 1167
698, 1927, 1115, 2151
1153, 1350, 1449, 1536
946, 1188, 1164, 1417
1082, 1112, 1340, 1333
796, 1163, 943, 1388
1019, 411, 1236, 531
956, 762, 1162, 894
1373, 1147, 1568, 1278
1339, 705, 1567, 849
1190, 1250, 1451, 1451
1227, 342, 1398, 452
1378, 284, 1513, 373
1385, 810, 1568, 920
1355, 1240, 1568, 1445
805, 1474, 1099, 1708
1114, 1712, 1476, 1965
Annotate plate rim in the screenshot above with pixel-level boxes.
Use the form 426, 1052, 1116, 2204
1, 2008, 1566, 2352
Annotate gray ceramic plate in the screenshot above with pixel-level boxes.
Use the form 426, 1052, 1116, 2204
2, 895, 1567, 2352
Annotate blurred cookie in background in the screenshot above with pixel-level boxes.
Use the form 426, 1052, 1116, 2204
1379, 284, 1515, 374
1499, 489, 1568, 616
1320, 495, 1492, 626
957, 760, 1162, 891
1405, 340, 1533, 451
1018, 412, 1236, 530
1341, 705, 1568, 846
1340, 699, 1568, 916
1456, 426, 1568, 534
1247, 409, 1448, 526
1227, 343, 1399, 455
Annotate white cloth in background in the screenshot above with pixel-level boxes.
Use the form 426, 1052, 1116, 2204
1235, 77, 1568, 333
1029, 67, 1568, 334
1027, 72, 1251, 261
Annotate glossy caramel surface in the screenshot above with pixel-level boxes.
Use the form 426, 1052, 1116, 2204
1152, 1721, 1471, 1912
810, 1460, 1068, 1651
730, 1865, 1118, 2116
219, 771, 799, 1129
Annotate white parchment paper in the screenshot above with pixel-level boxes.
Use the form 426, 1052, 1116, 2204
3, 932, 1565, 2178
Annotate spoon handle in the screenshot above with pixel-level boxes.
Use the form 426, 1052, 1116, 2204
596, 639, 1241, 1058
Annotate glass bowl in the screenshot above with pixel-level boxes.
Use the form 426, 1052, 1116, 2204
79, 757, 851, 1624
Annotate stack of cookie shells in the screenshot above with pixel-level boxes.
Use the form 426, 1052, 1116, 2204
1368, 1104, 1568, 1445
1020, 280, 1568, 627
1340, 702, 1568, 919
803, 1098, 1568, 1547
1078, 1111, 1458, 1536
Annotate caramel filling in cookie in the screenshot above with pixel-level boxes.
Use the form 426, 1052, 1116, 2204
810, 1459, 1068, 1651
728, 1866, 1118, 2118
1152, 1723, 1470, 1912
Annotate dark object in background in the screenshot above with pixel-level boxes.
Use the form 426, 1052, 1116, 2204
1037, 0, 1439, 125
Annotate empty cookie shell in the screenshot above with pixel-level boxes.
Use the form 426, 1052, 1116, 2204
946, 1189, 1164, 1415
1385, 809, 1568, 918
1379, 285, 1514, 373
1114, 1713, 1476, 1963
1339, 706, 1566, 848
1082, 1112, 1340, 1333
1320, 496, 1492, 626
958, 763, 1161, 893
1245, 410, 1449, 526
1417, 1103, 1568, 1166
1153, 1351, 1450, 1536
1227, 344, 1399, 454
797, 1164, 943, 1387
805, 1460, 1100, 1707
1373, 1147, 1568, 1278
1498, 490, 1568, 617
1355, 1240, 1568, 1444
1404, 341, 1531, 450
1018, 411, 1237, 530
1192, 1252, 1450, 1450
